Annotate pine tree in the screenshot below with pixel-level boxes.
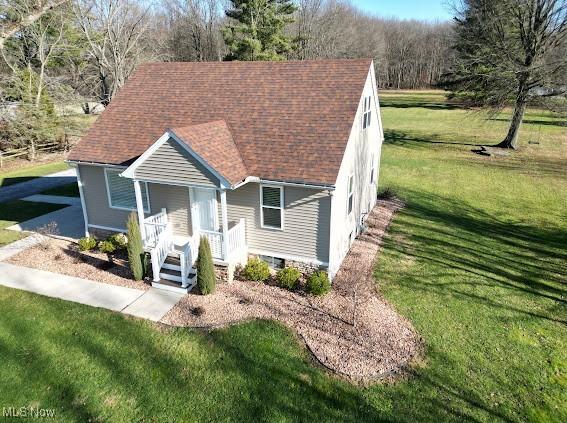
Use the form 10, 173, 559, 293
197, 236, 216, 295
127, 212, 144, 281
222, 0, 297, 61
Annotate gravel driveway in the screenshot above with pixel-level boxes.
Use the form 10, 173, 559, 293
162, 200, 422, 382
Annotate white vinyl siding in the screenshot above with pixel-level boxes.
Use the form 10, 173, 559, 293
105, 168, 149, 212
370, 153, 376, 184
260, 185, 284, 229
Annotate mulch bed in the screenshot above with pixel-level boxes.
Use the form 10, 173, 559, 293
5, 238, 151, 291
162, 199, 422, 382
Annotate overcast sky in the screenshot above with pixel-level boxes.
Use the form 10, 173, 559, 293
352, 0, 454, 21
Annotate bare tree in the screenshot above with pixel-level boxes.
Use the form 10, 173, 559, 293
0, 0, 69, 50
163, 0, 224, 62
443, 0, 567, 149
73, 0, 154, 105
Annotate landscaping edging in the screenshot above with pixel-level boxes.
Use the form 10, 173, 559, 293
162, 200, 422, 383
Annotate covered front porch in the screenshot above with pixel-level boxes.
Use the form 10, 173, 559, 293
120, 124, 250, 292
134, 182, 247, 292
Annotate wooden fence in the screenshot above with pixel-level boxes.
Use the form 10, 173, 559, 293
0, 139, 70, 168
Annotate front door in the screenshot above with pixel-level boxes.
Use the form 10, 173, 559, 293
191, 188, 217, 232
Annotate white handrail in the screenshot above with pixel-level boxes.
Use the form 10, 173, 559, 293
200, 230, 223, 259
226, 218, 246, 258
150, 223, 172, 282
144, 208, 168, 247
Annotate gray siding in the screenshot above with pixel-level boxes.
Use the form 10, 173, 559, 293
79, 164, 131, 230
135, 138, 219, 187
149, 183, 192, 236
226, 183, 331, 263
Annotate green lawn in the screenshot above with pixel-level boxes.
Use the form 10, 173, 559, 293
40, 182, 80, 197
0, 91, 565, 422
0, 200, 68, 246
0, 161, 69, 187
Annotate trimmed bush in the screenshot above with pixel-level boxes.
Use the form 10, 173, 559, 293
108, 233, 128, 249
78, 236, 97, 251
243, 257, 270, 282
98, 240, 116, 254
276, 267, 301, 290
306, 271, 331, 296
197, 236, 216, 295
127, 212, 144, 281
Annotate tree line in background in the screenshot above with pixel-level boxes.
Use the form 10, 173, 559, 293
0, 0, 565, 153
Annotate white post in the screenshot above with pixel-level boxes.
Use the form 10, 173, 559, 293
220, 190, 229, 260
75, 164, 90, 237
133, 180, 146, 242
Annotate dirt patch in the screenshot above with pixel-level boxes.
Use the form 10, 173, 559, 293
162, 200, 422, 382
5, 238, 151, 291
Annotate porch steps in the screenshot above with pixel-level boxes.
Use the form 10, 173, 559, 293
151, 254, 197, 294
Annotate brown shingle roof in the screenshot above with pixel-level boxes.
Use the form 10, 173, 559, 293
68, 59, 373, 186
170, 120, 248, 186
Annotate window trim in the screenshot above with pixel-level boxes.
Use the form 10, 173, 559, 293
362, 95, 372, 130
347, 173, 354, 216
104, 168, 150, 213
259, 255, 285, 269
260, 184, 284, 230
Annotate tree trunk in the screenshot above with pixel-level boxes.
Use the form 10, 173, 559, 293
496, 90, 527, 149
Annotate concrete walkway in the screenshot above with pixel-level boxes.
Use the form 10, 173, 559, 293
0, 168, 76, 203
0, 234, 45, 261
6, 205, 84, 240
0, 262, 183, 321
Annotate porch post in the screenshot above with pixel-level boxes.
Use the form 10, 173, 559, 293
133, 179, 146, 242
220, 190, 229, 260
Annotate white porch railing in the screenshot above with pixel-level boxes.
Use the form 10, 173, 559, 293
144, 208, 168, 247
200, 230, 223, 259
226, 218, 246, 259
179, 233, 199, 288
150, 223, 173, 282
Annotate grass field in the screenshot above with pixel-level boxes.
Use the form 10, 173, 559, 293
0, 161, 69, 187
0, 91, 565, 422
0, 200, 68, 246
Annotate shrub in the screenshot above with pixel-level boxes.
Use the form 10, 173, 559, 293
126, 212, 144, 280
78, 236, 97, 251
197, 236, 216, 295
243, 257, 270, 282
108, 233, 128, 249
276, 267, 301, 290
306, 271, 331, 296
98, 240, 116, 254
377, 187, 395, 200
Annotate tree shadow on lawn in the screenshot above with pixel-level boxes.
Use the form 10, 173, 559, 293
1, 287, 548, 422
380, 189, 566, 324
380, 99, 464, 111
384, 129, 486, 148
489, 117, 566, 127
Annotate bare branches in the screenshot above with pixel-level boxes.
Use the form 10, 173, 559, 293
0, 0, 70, 50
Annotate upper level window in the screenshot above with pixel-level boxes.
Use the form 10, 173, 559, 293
362, 96, 372, 130
347, 174, 354, 215
105, 168, 149, 212
260, 185, 284, 229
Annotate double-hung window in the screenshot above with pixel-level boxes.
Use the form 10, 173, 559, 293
362, 96, 372, 130
347, 174, 354, 215
260, 185, 284, 229
105, 168, 150, 212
